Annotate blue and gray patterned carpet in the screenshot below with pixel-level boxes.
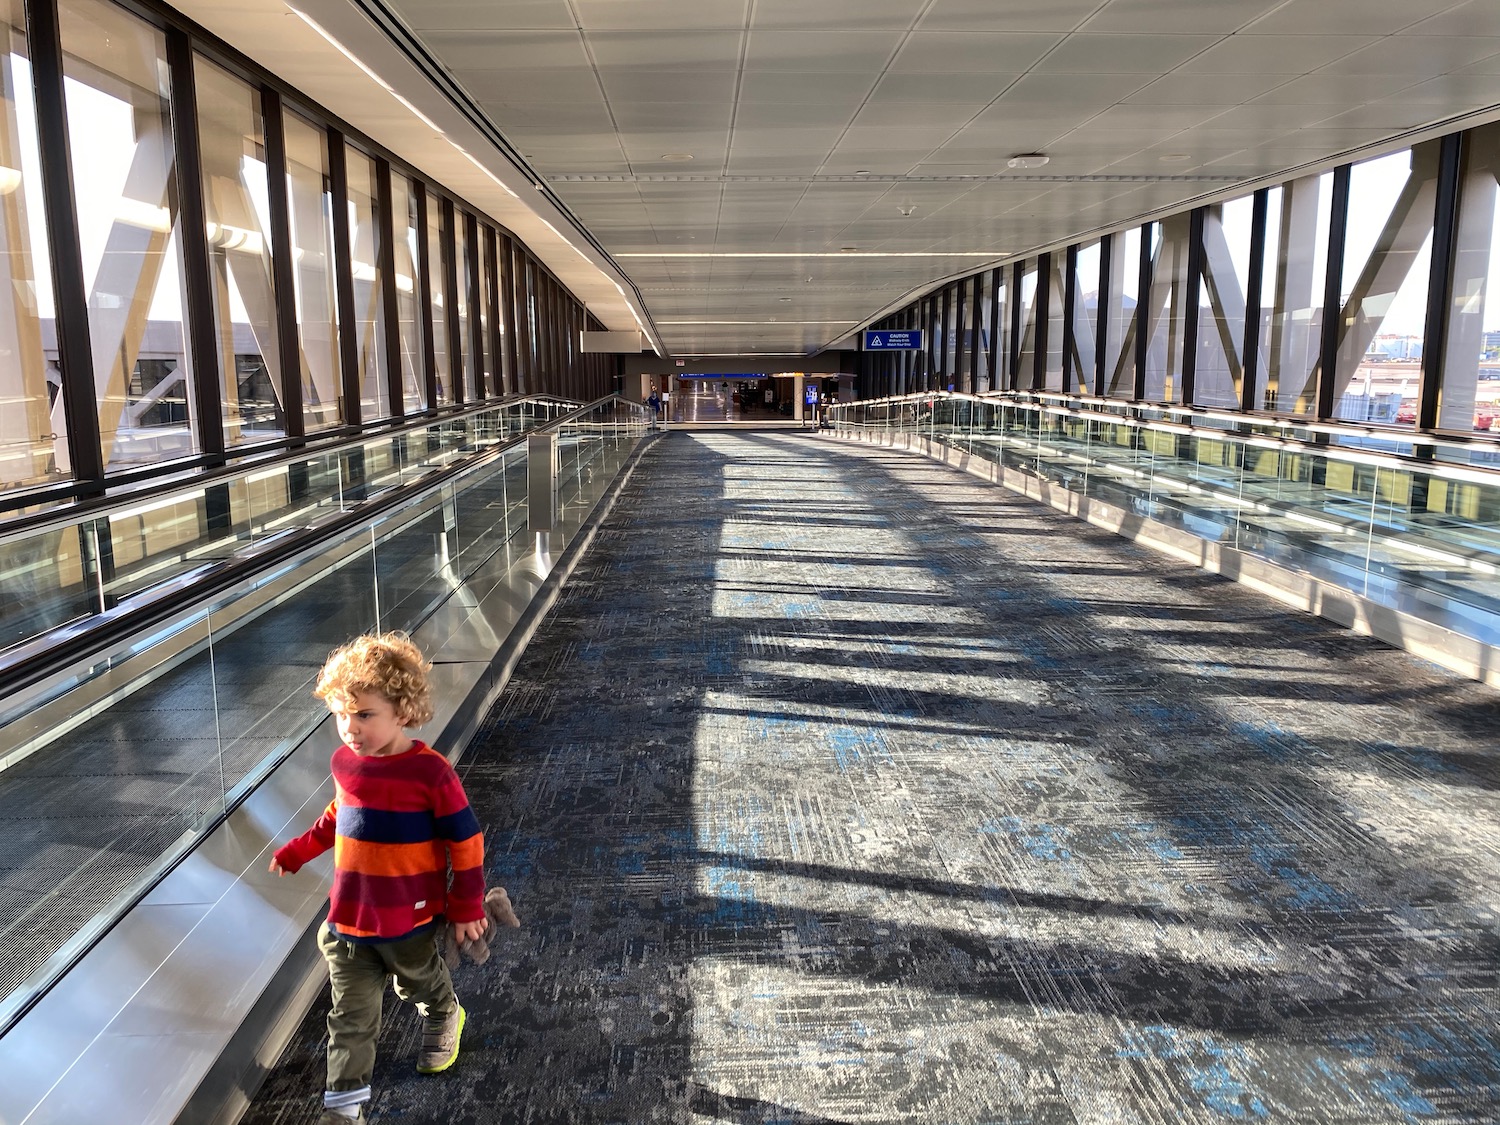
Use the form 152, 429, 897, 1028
246, 429, 1500, 1124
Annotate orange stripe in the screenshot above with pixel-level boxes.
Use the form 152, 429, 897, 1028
448, 835, 484, 871
335, 837, 443, 877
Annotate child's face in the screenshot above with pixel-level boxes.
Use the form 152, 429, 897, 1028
328, 690, 413, 757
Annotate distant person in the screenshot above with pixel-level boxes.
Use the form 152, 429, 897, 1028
647, 387, 662, 425
270, 633, 488, 1125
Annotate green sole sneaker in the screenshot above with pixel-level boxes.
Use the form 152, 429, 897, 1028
417, 1004, 466, 1074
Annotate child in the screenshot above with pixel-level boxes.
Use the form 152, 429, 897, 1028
270, 632, 488, 1125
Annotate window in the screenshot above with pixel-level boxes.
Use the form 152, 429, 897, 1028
454, 209, 474, 399
1071, 241, 1101, 395
390, 172, 424, 412
1104, 227, 1142, 398
1145, 216, 1189, 403
195, 56, 283, 443
1196, 194, 1255, 410
1334, 145, 1436, 426
282, 111, 340, 432
1262, 171, 1333, 415
61, 0, 196, 472
1044, 253, 1066, 392
426, 193, 450, 403
0, 1, 64, 491
1017, 261, 1039, 389
344, 145, 388, 420
1446, 121, 1500, 437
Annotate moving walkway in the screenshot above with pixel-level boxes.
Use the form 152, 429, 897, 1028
0, 394, 652, 1124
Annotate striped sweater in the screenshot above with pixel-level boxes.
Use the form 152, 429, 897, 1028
274, 741, 485, 942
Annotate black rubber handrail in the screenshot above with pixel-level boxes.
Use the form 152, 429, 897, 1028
0, 394, 579, 544
0, 396, 636, 706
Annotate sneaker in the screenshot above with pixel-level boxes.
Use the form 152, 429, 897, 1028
317, 1108, 366, 1125
417, 1003, 466, 1074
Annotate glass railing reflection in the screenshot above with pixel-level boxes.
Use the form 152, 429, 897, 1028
0, 397, 581, 658
829, 392, 1500, 647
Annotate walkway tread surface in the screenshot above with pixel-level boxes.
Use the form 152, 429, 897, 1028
245, 430, 1500, 1124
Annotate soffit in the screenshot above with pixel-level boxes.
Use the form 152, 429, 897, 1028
181, 0, 1500, 358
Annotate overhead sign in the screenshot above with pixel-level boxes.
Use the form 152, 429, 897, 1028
864, 330, 923, 351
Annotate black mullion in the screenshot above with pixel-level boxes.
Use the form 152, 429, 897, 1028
327, 128, 361, 426
1008, 262, 1024, 389
1241, 189, 1268, 413
441, 197, 463, 404
1134, 224, 1151, 401
464, 212, 485, 398
1034, 253, 1051, 391
165, 29, 224, 460
27, 0, 103, 486
1062, 245, 1079, 394
1316, 163, 1351, 420
484, 225, 503, 399
414, 183, 438, 411
1182, 208, 1205, 406
374, 157, 404, 418
1096, 234, 1113, 398
1418, 132, 1463, 432
261, 88, 304, 439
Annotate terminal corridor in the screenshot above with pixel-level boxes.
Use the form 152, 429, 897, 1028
247, 430, 1500, 1125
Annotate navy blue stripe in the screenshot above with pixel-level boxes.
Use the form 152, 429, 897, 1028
434, 806, 481, 842
337, 805, 435, 844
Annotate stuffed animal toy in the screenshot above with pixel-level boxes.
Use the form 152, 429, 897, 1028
444, 886, 521, 968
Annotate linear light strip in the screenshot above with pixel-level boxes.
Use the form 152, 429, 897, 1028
657, 320, 854, 325
550, 173, 1246, 184
617, 252, 1002, 258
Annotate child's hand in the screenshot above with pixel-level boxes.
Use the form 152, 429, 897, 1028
451, 917, 488, 945
268, 858, 289, 877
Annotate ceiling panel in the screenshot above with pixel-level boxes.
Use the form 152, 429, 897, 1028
390, 0, 573, 32
457, 67, 602, 103
422, 30, 587, 70
744, 30, 905, 72
1079, 0, 1283, 34
1321, 37, 1500, 76
587, 30, 743, 70
1409, 1, 1500, 36
751, 0, 926, 29
1036, 33, 1220, 73
1247, 0, 1465, 36
1254, 72, 1431, 104
918, 0, 1105, 33
1124, 72, 1301, 104
888, 32, 1063, 73
572, 0, 750, 31
1177, 34, 1379, 74
597, 69, 738, 103
361, 0, 1500, 355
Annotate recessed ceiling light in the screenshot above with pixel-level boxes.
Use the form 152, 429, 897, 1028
779, 297, 793, 302
1159, 152, 1191, 163
840, 246, 858, 252
659, 153, 694, 162
1006, 153, 1049, 169
854, 169, 871, 176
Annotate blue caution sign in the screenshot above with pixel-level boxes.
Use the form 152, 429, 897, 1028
864, 329, 923, 350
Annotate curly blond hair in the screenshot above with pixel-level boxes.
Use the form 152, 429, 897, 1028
314, 631, 435, 726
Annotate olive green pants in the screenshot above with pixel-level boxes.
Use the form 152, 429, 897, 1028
318, 924, 457, 1094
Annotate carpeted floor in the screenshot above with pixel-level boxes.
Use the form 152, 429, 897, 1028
245, 429, 1500, 1125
